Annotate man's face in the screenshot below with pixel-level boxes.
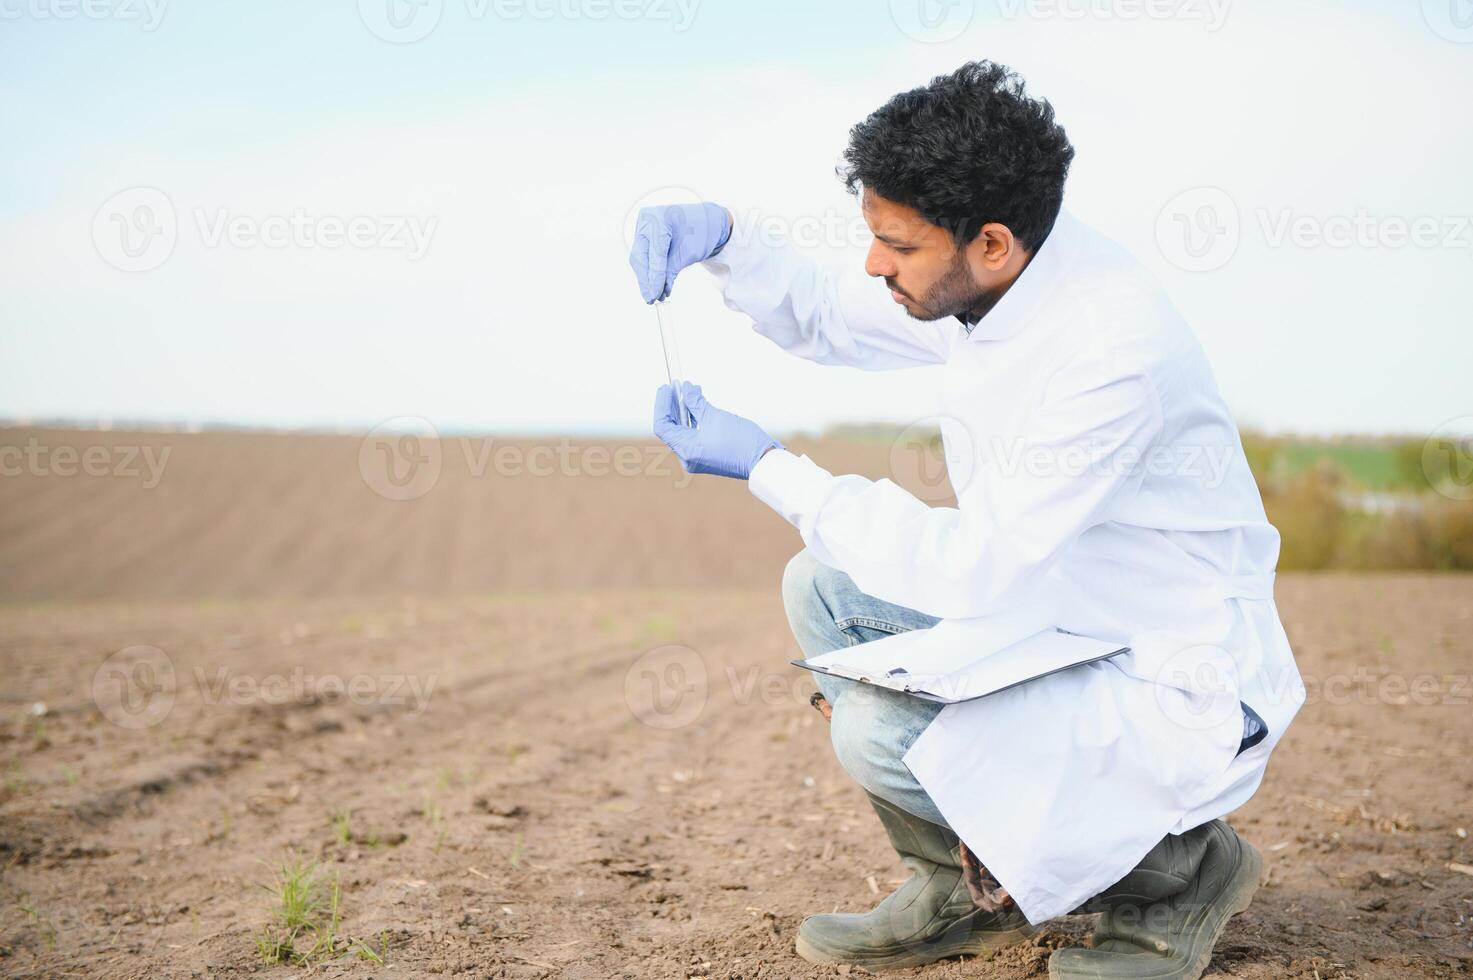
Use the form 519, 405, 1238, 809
860, 189, 1020, 322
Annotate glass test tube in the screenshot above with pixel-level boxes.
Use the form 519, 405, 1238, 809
654, 300, 692, 427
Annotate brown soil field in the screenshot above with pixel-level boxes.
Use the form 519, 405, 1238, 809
1, 428, 1471, 979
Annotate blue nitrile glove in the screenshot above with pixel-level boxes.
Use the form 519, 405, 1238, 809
628, 203, 732, 303
653, 381, 782, 480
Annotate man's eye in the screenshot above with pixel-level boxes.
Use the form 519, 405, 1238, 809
893, 246, 914, 255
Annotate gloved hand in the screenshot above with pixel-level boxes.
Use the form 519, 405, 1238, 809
653, 381, 782, 480
628, 203, 732, 303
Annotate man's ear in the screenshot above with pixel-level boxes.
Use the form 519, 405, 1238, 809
973, 223, 1019, 270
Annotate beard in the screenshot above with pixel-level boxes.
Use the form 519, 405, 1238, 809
889, 249, 1006, 323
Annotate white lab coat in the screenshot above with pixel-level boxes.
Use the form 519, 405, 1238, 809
701, 210, 1304, 924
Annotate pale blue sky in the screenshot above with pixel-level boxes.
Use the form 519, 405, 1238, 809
3, 0, 1470, 436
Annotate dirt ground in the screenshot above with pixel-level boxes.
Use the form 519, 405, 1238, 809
1, 429, 1471, 978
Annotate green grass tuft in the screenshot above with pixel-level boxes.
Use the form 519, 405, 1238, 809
253, 857, 359, 966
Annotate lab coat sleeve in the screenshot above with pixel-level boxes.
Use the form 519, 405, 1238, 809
699, 212, 952, 369
749, 349, 1166, 619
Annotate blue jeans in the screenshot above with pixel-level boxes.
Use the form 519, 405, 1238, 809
782, 549, 951, 828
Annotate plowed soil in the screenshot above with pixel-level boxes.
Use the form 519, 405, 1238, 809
1, 428, 1470, 978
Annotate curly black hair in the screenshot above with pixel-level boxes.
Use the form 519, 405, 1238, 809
839, 61, 1075, 251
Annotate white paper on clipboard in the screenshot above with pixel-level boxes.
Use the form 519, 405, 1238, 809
793, 613, 1129, 705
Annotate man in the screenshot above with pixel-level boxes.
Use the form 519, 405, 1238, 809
628, 62, 1301, 979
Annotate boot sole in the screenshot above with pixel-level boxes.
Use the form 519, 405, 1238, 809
796, 923, 1034, 971
1048, 834, 1262, 980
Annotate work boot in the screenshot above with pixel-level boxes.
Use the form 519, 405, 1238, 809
796, 793, 1033, 970
1049, 819, 1261, 980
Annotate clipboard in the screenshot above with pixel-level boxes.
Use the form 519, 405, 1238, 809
791, 627, 1129, 705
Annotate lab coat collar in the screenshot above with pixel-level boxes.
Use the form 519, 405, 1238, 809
959, 210, 1082, 343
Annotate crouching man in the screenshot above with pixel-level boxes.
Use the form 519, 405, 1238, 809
630, 61, 1302, 979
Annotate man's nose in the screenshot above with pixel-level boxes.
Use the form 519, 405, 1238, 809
864, 241, 894, 279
